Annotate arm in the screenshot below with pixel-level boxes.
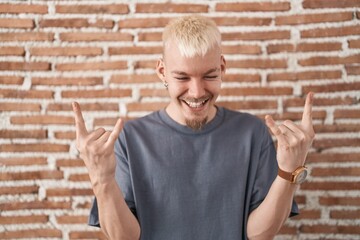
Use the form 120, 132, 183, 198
72, 102, 141, 240
247, 92, 315, 239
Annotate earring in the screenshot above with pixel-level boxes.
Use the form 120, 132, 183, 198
163, 81, 168, 89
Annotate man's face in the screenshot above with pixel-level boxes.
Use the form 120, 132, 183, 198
156, 41, 226, 130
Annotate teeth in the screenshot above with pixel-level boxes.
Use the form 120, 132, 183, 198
185, 100, 207, 108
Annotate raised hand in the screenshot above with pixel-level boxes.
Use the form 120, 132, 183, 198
265, 92, 315, 172
72, 102, 123, 186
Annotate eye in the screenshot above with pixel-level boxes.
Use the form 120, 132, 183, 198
174, 77, 189, 81
205, 75, 218, 80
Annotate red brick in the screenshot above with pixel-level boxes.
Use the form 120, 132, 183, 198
0, 143, 69, 152
275, 12, 353, 25
283, 96, 353, 108
56, 4, 128, 14
39, 18, 113, 28
299, 54, 360, 66
301, 181, 359, 191
223, 30, 290, 41
0, 89, 53, 99
140, 88, 168, 98
138, 32, 162, 42
47, 102, 119, 112
227, 59, 287, 69
308, 153, 360, 163
223, 74, 261, 83
61, 89, 131, 98
301, 25, 360, 38
267, 70, 342, 81
302, 82, 360, 93
54, 131, 76, 140
47, 188, 93, 197
216, 2, 290, 12
69, 231, 107, 239
303, 0, 360, 8
221, 87, 292, 96
300, 224, 360, 234
0, 18, 34, 28
0, 32, 54, 42
0, 215, 48, 224
0, 229, 62, 239
0, 62, 50, 71
60, 32, 133, 42
56, 215, 87, 224
334, 109, 360, 119
0, 186, 39, 195
56, 61, 127, 71
0, 157, 47, 166
314, 123, 360, 133
0, 170, 63, 181
346, 65, 360, 75
313, 138, 360, 149
75, 202, 92, 209
311, 167, 360, 177
134, 60, 157, 69
109, 46, 162, 55
257, 111, 326, 122
11, 115, 73, 125
278, 225, 297, 235
267, 42, 342, 54
222, 44, 262, 55
68, 173, 90, 182
0, 129, 47, 139
136, 3, 208, 13
110, 74, 159, 84
127, 102, 168, 112
0, 4, 48, 14
348, 39, 360, 48
0, 200, 71, 210
0, 103, 41, 111
330, 210, 360, 219
292, 210, 321, 219
295, 195, 306, 204
32, 77, 103, 86
217, 100, 278, 110
30, 47, 102, 56
0, 76, 24, 85
0, 46, 25, 56
93, 117, 134, 128
56, 159, 84, 167
319, 196, 360, 206
213, 17, 271, 26
119, 17, 170, 28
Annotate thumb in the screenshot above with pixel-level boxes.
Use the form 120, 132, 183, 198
106, 118, 124, 146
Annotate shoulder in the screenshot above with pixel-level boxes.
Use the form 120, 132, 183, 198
123, 110, 163, 133
222, 107, 266, 130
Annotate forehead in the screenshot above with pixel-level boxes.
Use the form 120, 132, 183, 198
163, 42, 222, 75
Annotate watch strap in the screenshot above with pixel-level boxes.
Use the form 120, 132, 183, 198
278, 167, 294, 182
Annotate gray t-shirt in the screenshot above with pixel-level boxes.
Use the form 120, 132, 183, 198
89, 107, 298, 239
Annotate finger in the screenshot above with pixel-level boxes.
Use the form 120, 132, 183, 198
97, 131, 111, 143
301, 92, 314, 131
265, 115, 287, 144
106, 118, 124, 146
282, 120, 305, 139
87, 128, 106, 141
72, 102, 88, 138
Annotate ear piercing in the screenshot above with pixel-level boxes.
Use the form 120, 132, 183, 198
163, 81, 168, 89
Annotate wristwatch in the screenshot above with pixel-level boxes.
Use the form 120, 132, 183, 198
278, 166, 308, 184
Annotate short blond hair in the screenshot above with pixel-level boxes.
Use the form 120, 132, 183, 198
162, 15, 221, 58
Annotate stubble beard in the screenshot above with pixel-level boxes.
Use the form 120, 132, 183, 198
185, 116, 208, 131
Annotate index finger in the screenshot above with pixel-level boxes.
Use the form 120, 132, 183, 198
301, 92, 314, 130
72, 102, 88, 138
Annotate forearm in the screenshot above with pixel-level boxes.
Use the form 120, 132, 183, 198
94, 179, 141, 240
247, 176, 297, 240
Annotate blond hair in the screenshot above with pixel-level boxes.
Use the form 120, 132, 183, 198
162, 15, 221, 58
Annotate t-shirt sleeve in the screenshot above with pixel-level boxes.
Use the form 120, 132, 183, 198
88, 131, 137, 227
249, 124, 299, 217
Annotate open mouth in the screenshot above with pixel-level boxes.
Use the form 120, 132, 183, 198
182, 98, 210, 109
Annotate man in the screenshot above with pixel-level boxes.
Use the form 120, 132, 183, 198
72, 15, 315, 240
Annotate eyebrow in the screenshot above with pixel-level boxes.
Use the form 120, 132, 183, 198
171, 68, 220, 76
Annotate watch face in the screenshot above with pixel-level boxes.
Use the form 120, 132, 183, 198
294, 169, 308, 184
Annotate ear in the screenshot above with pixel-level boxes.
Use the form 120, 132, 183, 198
156, 58, 166, 81
220, 55, 226, 79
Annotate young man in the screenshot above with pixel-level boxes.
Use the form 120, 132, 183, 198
72, 15, 315, 240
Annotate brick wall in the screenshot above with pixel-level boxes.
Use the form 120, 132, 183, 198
0, 0, 359, 239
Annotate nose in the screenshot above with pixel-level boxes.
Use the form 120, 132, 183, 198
188, 79, 206, 99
